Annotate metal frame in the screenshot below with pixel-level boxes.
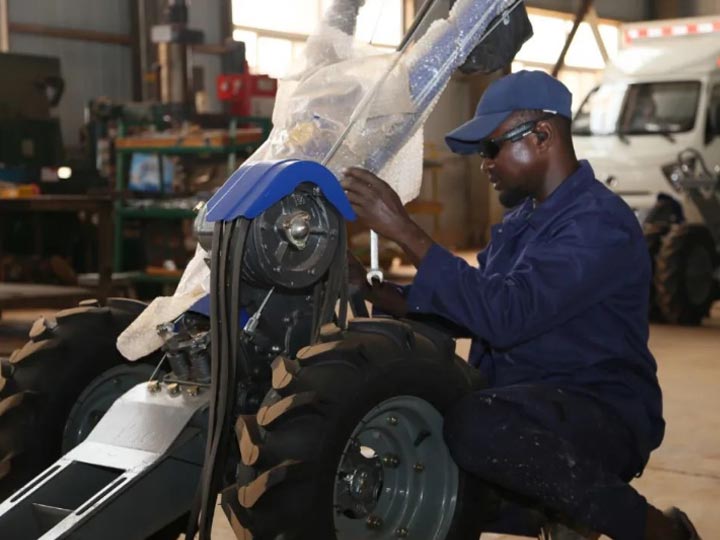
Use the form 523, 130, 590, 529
0, 383, 208, 540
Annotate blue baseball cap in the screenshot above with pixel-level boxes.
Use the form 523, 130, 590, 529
445, 70, 573, 155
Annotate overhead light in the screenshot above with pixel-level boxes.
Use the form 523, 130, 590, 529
58, 166, 73, 180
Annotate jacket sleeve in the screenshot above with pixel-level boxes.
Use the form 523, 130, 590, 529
405, 212, 643, 349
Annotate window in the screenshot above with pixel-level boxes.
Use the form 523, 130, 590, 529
232, 0, 404, 78
619, 81, 701, 134
573, 81, 702, 136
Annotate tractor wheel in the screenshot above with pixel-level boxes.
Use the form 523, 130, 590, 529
644, 229, 666, 322
654, 224, 719, 325
0, 298, 157, 501
221, 319, 490, 540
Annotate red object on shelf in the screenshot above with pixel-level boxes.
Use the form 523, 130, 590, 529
217, 62, 277, 118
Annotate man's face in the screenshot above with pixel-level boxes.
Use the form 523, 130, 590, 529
480, 113, 544, 208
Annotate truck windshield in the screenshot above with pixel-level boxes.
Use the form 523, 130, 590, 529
573, 81, 701, 136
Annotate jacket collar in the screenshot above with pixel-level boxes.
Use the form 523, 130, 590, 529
514, 160, 595, 229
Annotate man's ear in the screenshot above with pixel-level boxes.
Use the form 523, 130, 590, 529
533, 120, 553, 150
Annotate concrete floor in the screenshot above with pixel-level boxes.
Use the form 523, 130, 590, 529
1, 305, 718, 539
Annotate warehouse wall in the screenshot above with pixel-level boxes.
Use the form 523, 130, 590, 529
189, 0, 225, 113
7, 0, 229, 148
8, 0, 133, 148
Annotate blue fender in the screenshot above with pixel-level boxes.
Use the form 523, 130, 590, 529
188, 294, 249, 325
206, 159, 356, 222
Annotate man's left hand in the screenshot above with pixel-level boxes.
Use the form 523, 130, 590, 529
341, 167, 434, 267
341, 167, 411, 243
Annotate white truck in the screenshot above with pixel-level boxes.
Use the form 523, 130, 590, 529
572, 15, 720, 324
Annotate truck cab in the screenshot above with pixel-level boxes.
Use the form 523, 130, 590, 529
572, 16, 720, 223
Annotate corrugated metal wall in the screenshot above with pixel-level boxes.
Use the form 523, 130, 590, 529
8, 0, 133, 147
7, 0, 229, 148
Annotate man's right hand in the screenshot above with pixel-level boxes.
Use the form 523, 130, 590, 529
347, 251, 408, 318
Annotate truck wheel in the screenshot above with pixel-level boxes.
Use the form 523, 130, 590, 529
654, 224, 718, 325
221, 320, 489, 540
644, 229, 666, 322
0, 299, 156, 501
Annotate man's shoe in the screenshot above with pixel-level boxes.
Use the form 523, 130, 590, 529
665, 507, 702, 540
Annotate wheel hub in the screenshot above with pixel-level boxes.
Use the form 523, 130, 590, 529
333, 396, 459, 540
337, 440, 384, 517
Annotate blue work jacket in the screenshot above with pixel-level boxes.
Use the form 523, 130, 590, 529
406, 161, 664, 462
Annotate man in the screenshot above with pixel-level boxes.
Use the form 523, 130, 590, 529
342, 70, 700, 540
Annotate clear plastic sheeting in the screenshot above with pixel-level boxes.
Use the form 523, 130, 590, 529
247, 0, 516, 203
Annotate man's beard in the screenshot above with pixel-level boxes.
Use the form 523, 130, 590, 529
499, 187, 530, 209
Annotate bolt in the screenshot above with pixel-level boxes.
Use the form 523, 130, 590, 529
167, 383, 180, 396
386, 415, 398, 426
395, 527, 409, 538
366, 515, 383, 530
147, 380, 160, 393
413, 463, 425, 473
382, 454, 400, 468
186, 386, 200, 397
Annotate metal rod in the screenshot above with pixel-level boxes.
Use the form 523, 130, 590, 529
552, 0, 594, 77
0, 0, 9, 52
586, 6, 608, 65
397, 0, 436, 51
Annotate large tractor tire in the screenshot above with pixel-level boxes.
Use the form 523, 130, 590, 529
654, 224, 719, 325
221, 319, 490, 540
644, 229, 666, 322
0, 298, 156, 501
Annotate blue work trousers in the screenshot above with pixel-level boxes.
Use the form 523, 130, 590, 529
443, 385, 649, 540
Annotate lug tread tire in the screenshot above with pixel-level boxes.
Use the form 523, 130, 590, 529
654, 224, 718, 325
223, 324, 486, 540
644, 229, 666, 322
0, 302, 145, 500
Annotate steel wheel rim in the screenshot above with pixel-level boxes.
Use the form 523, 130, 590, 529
61, 364, 156, 452
685, 246, 714, 306
333, 395, 459, 540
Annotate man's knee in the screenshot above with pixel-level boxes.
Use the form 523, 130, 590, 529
443, 391, 505, 469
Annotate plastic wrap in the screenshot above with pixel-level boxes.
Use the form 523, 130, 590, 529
247, 0, 515, 202
119, 0, 521, 359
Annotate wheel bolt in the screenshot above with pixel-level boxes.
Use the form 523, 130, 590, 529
366, 515, 383, 529
147, 380, 160, 393
386, 415, 398, 426
413, 462, 425, 473
395, 527, 409, 537
167, 383, 180, 396
382, 454, 400, 468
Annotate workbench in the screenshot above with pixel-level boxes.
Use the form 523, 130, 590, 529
0, 195, 114, 312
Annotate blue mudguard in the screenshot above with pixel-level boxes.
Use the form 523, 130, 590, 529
188, 294, 250, 322
205, 159, 356, 222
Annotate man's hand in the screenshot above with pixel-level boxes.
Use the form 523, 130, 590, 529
341, 167, 434, 266
347, 251, 408, 317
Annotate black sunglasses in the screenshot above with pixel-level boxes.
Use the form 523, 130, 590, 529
477, 113, 556, 159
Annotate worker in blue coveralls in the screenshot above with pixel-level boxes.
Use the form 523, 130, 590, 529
342, 70, 701, 540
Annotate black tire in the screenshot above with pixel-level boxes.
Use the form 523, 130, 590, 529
644, 229, 666, 323
0, 298, 154, 501
654, 224, 719, 325
220, 319, 488, 540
